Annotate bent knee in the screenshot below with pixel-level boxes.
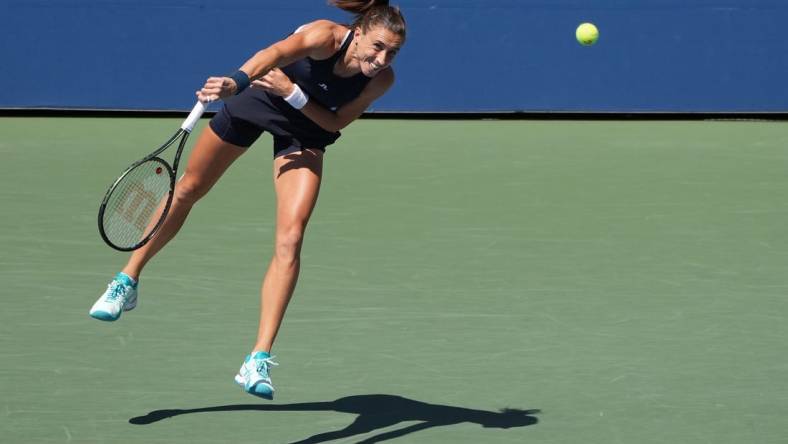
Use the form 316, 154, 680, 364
274, 226, 307, 264
173, 177, 212, 205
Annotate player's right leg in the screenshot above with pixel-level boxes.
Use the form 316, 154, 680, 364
90, 125, 247, 321
235, 148, 324, 398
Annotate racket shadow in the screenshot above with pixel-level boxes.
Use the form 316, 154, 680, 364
129, 394, 539, 443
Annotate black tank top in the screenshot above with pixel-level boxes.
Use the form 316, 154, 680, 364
225, 29, 372, 142
281, 30, 372, 111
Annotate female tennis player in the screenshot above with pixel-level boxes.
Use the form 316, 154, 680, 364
89, 0, 405, 399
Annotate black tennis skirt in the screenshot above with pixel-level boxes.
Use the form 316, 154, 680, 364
209, 87, 341, 157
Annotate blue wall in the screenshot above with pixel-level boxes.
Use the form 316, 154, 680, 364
2, 0, 787, 112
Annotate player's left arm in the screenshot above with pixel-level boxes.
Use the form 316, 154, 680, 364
302, 68, 394, 132
254, 67, 395, 133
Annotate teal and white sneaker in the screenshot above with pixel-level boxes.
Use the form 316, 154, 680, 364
235, 352, 278, 399
89, 272, 138, 321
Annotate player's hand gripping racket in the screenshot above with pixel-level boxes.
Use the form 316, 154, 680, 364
98, 101, 208, 251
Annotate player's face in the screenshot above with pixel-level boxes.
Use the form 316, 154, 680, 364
353, 25, 403, 77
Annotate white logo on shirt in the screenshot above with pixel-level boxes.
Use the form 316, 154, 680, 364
318, 83, 329, 91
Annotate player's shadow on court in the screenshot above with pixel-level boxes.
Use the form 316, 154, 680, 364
129, 394, 540, 443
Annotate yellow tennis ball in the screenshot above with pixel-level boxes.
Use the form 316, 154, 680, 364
576, 22, 599, 46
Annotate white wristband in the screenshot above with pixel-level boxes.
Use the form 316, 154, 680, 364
284, 84, 309, 109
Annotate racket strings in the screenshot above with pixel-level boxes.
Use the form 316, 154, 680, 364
102, 160, 171, 249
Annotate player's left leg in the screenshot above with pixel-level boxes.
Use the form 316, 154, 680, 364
236, 147, 324, 398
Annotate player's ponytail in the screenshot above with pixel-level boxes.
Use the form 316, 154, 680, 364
329, 0, 406, 41
329, 0, 387, 14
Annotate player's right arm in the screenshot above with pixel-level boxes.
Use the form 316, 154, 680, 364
197, 21, 341, 102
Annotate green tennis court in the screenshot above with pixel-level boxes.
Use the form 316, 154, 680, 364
2, 117, 787, 443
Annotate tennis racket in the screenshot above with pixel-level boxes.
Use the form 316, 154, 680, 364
98, 101, 208, 251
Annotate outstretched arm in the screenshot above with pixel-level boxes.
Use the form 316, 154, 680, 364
196, 21, 340, 102
129, 401, 338, 425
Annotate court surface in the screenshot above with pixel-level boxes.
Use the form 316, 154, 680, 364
1, 116, 787, 443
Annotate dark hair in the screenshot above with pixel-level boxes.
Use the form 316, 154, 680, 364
329, 0, 406, 41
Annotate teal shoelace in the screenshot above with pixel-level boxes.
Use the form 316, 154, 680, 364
255, 357, 279, 377
105, 280, 129, 302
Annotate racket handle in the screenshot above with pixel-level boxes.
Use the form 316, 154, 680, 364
181, 101, 208, 133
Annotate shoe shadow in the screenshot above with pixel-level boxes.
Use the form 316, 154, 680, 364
130, 394, 540, 443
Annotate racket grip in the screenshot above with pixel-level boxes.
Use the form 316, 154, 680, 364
181, 101, 208, 132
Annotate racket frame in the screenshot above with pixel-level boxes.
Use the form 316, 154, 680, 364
97, 101, 206, 251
